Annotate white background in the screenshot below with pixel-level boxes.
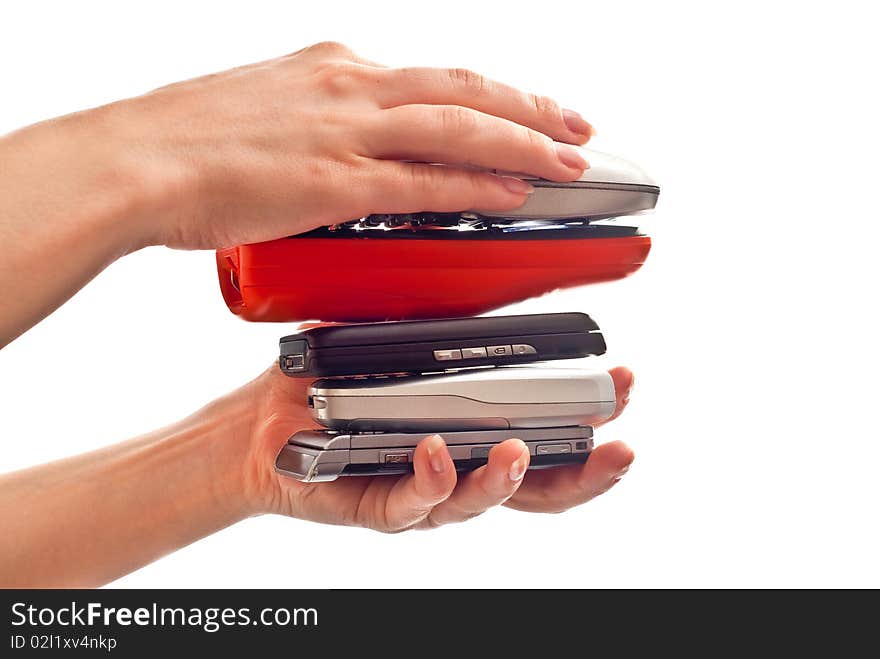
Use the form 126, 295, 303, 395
1, 0, 878, 588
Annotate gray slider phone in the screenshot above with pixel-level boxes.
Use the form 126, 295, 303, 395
276, 426, 595, 482
307, 366, 616, 433
481, 147, 659, 220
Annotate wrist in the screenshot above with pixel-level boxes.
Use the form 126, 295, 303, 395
232, 368, 319, 518
173, 386, 266, 523
66, 99, 200, 251
21, 111, 155, 254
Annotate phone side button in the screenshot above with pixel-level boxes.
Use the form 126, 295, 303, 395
281, 354, 306, 370
512, 344, 537, 355
536, 443, 572, 455
461, 347, 488, 359
433, 349, 463, 361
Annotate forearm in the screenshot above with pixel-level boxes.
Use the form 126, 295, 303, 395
0, 389, 257, 587
0, 108, 167, 348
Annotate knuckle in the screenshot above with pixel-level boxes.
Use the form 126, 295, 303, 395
392, 66, 422, 82
314, 62, 363, 95
381, 524, 413, 535
528, 92, 561, 120
307, 40, 354, 57
408, 164, 443, 192
455, 509, 483, 524
404, 166, 486, 212
466, 170, 497, 201
536, 488, 573, 514
424, 515, 445, 530
438, 105, 478, 135
447, 67, 486, 94
453, 170, 482, 201
446, 492, 488, 522
477, 477, 512, 503
523, 125, 553, 154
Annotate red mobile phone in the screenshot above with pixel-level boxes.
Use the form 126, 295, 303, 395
216, 223, 651, 323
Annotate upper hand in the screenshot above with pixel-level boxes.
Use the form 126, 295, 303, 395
237, 364, 634, 533
107, 41, 595, 249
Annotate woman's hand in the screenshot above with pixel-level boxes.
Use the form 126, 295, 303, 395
0, 41, 595, 346
102, 41, 595, 249
238, 365, 634, 532
0, 360, 632, 587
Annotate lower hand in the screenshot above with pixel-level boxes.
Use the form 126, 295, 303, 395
236, 365, 634, 532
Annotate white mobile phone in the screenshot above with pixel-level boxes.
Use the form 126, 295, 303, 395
308, 367, 616, 433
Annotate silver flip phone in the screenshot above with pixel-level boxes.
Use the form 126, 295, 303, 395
276, 426, 595, 482
307, 367, 616, 433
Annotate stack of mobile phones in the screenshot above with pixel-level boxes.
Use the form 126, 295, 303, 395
233, 147, 660, 482
274, 313, 615, 482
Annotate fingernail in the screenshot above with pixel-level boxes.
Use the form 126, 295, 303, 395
425, 435, 448, 474
508, 444, 530, 482
555, 142, 589, 171
562, 108, 594, 137
499, 176, 534, 195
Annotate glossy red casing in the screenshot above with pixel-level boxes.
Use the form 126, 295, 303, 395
216, 234, 651, 323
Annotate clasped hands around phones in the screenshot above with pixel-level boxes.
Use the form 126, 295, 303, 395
0, 42, 634, 586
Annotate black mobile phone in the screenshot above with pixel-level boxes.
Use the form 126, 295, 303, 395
278, 312, 605, 377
